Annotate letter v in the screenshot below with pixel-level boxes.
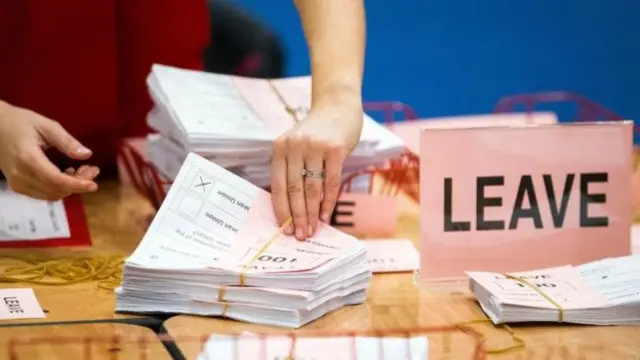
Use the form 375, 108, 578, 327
543, 174, 574, 228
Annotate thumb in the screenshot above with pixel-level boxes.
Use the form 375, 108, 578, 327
37, 119, 92, 160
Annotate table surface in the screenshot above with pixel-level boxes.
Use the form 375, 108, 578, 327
0, 323, 172, 360
2, 180, 640, 360
0, 181, 156, 324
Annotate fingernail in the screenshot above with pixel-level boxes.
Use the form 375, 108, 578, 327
295, 227, 304, 240
321, 213, 330, 223
86, 182, 98, 191
308, 225, 314, 237
76, 146, 91, 155
284, 224, 294, 235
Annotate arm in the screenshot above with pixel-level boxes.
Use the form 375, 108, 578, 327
293, 0, 366, 109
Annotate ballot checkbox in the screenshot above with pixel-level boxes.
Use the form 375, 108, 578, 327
189, 172, 214, 197
178, 193, 202, 218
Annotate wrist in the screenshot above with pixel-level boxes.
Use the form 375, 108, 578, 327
312, 85, 362, 113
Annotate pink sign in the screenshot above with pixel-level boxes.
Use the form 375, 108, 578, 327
419, 121, 633, 281
330, 193, 398, 239
390, 112, 558, 154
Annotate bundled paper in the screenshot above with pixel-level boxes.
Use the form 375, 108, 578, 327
144, 64, 406, 188
468, 255, 640, 325
116, 153, 371, 328
197, 333, 429, 360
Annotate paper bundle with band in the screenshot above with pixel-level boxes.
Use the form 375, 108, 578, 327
144, 64, 405, 188
196, 333, 430, 360
115, 153, 371, 328
467, 255, 640, 325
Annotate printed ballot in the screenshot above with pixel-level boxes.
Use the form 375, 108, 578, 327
419, 121, 633, 283
0, 182, 90, 248
468, 254, 640, 325
364, 239, 419, 273
0, 288, 46, 320
197, 333, 429, 360
144, 64, 405, 189
116, 153, 371, 328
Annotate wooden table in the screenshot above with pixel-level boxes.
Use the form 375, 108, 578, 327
0, 323, 172, 359
0, 181, 156, 324
164, 191, 640, 360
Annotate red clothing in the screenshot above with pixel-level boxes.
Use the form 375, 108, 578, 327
0, 1, 209, 173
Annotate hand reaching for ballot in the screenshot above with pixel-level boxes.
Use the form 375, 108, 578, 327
0, 101, 99, 201
270, 99, 363, 240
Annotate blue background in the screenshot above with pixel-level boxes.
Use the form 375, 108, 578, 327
233, 0, 639, 125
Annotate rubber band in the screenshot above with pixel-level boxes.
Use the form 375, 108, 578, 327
0, 254, 124, 291
503, 272, 564, 322
217, 286, 227, 302
266, 80, 302, 123
456, 319, 525, 355
221, 302, 229, 317
238, 217, 293, 286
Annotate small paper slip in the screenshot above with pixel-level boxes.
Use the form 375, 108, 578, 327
0, 288, 46, 320
364, 239, 419, 273
467, 254, 640, 325
197, 333, 429, 360
117, 152, 372, 328
0, 182, 70, 241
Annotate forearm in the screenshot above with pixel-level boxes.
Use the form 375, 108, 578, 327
293, 0, 365, 109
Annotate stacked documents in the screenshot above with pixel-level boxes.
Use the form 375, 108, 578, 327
468, 255, 640, 325
115, 152, 371, 328
144, 64, 405, 187
197, 333, 429, 360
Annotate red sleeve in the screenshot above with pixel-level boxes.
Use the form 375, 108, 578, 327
115, 0, 210, 139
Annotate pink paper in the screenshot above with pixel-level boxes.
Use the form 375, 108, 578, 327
420, 122, 633, 281
330, 193, 398, 238
0, 288, 46, 320
391, 112, 558, 154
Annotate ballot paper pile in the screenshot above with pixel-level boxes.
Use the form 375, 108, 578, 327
115, 153, 371, 328
468, 255, 640, 325
197, 333, 429, 360
144, 64, 406, 188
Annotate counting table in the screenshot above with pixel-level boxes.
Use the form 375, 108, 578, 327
1, 180, 640, 360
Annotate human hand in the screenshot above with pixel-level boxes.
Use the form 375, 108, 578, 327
270, 100, 363, 240
0, 101, 100, 201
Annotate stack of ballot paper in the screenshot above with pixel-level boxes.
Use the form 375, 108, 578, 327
467, 255, 640, 325
115, 152, 372, 328
197, 333, 429, 360
144, 64, 406, 188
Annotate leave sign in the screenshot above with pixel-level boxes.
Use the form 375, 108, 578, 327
419, 121, 633, 282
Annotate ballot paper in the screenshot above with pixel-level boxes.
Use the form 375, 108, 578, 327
467, 255, 640, 325
144, 64, 405, 188
0, 288, 46, 320
364, 239, 419, 273
117, 152, 371, 328
197, 333, 429, 360
0, 182, 70, 241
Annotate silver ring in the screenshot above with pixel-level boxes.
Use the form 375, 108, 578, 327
301, 168, 325, 179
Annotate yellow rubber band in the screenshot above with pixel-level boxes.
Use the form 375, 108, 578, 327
503, 273, 564, 322
237, 217, 292, 286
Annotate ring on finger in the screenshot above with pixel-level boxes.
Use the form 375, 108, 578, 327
301, 168, 325, 179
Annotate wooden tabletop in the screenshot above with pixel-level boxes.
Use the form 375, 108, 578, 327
164, 187, 640, 360
0, 180, 155, 324
0, 323, 171, 360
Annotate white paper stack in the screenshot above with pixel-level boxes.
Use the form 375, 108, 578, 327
144, 64, 406, 188
467, 255, 640, 325
197, 333, 429, 360
115, 152, 372, 328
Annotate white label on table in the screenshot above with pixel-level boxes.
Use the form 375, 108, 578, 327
0, 288, 46, 320
364, 239, 419, 273
0, 182, 70, 241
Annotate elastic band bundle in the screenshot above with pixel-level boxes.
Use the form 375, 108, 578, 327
503, 273, 565, 322
219, 217, 293, 317
0, 254, 124, 291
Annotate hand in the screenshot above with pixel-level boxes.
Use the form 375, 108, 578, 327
0, 101, 100, 201
271, 100, 363, 240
